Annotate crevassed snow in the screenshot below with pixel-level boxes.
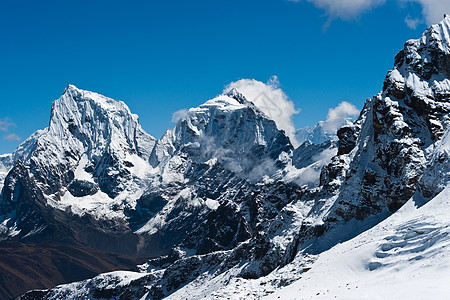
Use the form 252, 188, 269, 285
266, 185, 450, 300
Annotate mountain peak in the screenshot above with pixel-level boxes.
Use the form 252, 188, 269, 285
225, 87, 247, 104
63, 84, 79, 93
47, 85, 156, 163
56, 85, 130, 113
61, 84, 84, 101
391, 15, 450, 82
423, 15, 450, 53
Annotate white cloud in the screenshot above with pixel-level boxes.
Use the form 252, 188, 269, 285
291, 0, 450, 28
0, 117, 16, 132
323, 101, 359, 132
172, 109, 189, 123
290, 0, 385, 27
405, 15, 422, 29
224, 76, 300, 147
3, 133, 21, 142
407, 0, 450, 25
293, 147, 338, 187
312, 147, 338, 162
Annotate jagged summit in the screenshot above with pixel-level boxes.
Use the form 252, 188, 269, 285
63, 83, 79, 93
49, 84, 156, 160
225, 87, 248, 104
0, 85, 158, 249
149, 89, 293, 177
190, 87, 260, 115
54, 84, 139, 128
310, 15, 450, 227
421, 15, 450, 53
392, 15, 450, 82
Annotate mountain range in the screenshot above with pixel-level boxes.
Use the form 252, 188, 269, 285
1, 15, 450, 300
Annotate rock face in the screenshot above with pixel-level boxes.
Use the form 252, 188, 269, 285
19, 16, 450, 300
317, 16, 450, 224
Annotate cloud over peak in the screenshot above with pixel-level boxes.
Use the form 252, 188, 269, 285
172, 109, 189, 123
224, 76, 300, 147
323, 101, 359, 132
413, 0, 450, 25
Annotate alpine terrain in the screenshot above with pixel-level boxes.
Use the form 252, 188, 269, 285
1, 15, 449, 300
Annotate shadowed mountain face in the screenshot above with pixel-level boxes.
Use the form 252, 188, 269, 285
0, 242, 142, 300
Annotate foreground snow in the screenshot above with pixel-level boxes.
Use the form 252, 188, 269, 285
267, 186, 450, 300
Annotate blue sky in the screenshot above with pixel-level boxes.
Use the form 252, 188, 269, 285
0, 0, 441, 153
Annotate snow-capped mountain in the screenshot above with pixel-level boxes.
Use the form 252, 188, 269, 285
0, 81, 330, 268
295, 119, 347, 145
18, 16, 450, 300
125, 88, 309, 257
317, 14, 450, 222
0, 85, 157, 253
295, 121, 334, 145
295, 116, 355, 146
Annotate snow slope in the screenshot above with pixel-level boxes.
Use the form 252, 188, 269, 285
267, 185, 450, 300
